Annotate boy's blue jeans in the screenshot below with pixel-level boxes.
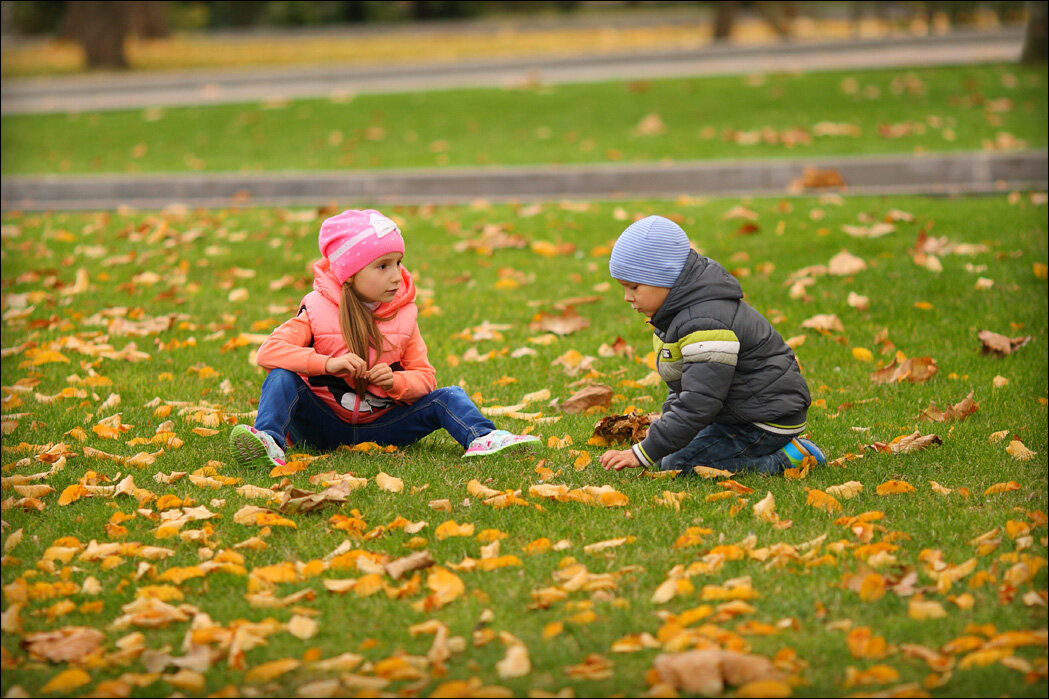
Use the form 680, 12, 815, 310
659, 422, 793, 475
254, 368, 496, 451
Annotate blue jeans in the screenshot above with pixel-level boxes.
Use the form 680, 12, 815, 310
659, 422, 793, 476
253, 368, 496, 452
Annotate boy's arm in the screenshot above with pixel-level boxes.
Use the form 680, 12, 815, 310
632, 327, 739, 468
255, 310, 330, 376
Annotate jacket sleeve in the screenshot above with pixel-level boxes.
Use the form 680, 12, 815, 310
386, 326, 437, 403
255, 310, 330, 376
633, 323, 739, 468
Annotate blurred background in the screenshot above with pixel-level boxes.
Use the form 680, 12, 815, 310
2, 2, 1045, 209
1, 1, 1044, 76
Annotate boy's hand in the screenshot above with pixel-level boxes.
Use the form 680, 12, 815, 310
366, 363, 395, 391
325, 353, 367, 378
600, 448, 643, 472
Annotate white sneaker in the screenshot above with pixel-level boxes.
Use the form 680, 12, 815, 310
462, 429, 540, 458
230, 424, 287, 469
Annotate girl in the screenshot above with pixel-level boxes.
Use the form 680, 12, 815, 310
230, 209, 539, 469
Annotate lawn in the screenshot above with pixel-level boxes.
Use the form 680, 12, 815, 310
2, 63, 1045, 177
1, 192, 1047, 697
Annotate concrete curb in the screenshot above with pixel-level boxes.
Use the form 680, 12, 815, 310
2, 151, 1045, 212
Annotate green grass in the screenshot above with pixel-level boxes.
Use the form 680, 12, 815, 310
1, 192, 1047, 697
2, 62, 1046, 176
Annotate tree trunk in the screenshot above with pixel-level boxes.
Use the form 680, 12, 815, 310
63, 1, 131, 69
756, 1, 797, 39
713, 1, 737, 41
1021, 0, 1047, 64
127, 1, 170, 39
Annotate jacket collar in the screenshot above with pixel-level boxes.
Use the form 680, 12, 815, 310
649, 250, 743, 332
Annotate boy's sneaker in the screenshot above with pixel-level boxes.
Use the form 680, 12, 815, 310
463, 430, 540, 458
230, 424, 287, 469
781, 437, 826, 467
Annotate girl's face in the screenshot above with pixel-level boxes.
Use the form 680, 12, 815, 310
616, 279, 670, 319
351, 252, 403, 303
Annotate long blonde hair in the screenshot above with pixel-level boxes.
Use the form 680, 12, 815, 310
338, 283, 387, 396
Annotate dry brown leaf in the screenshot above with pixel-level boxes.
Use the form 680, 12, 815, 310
21, 626, 105, 663
828, 250, 868, 276
496, 643, 532, 678
287, 615, 318, 640
865, 431, 942, 454
721, 205, 759, 221
847, 291, 870, 311
826, 481, 864, 499
592, 412, 653, 444
870, 356, 938, 384
530, 308, 589, 336
752, 491, 779, 523
791, 166, 846, 190
1005, 439, 1036, 461
453, 225, 527, 254
559, 384, 613, 415
654, 649, 784, 696
385, 551, 435, 580
375, 472, 404, 493
694, 466, 734, 479
245, 657, 300, 684
801, 314, 844, 333
412, 567, 465, 611
842, 222, 896, 238
633, 112, 667, 136
977, 330, 1032, 356
274, 485, 348, 514
918, 391, 979, 423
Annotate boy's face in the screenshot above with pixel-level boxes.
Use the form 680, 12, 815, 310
616, 279, 670, 319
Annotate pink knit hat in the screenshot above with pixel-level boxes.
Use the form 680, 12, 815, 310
318, 209, 405, 285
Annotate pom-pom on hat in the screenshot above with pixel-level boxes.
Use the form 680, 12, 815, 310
319, 209, 405, 285
609, 215, 691, 288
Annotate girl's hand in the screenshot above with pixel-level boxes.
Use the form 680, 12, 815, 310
366, 363, 395, 391
600, 448, 643, 472
325, 353, 367, 378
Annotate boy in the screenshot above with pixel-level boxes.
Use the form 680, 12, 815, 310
599, 215, 824, 475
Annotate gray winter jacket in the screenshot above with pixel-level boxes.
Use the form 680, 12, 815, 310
632, 251, 811, 468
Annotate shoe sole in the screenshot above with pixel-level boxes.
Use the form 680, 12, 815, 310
462, 437, 541, 459
230, 425, 280, 469
798, 438, 826, 465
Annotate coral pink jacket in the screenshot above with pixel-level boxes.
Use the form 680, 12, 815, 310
256, 258, 437, 423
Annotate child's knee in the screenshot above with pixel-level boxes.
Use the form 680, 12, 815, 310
263, 367, 300, 390
434, 385, 468, 402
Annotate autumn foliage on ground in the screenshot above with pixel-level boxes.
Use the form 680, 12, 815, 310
1, 193, 1046, 697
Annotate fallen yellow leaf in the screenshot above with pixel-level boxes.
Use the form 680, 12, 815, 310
245, 657, 300, 683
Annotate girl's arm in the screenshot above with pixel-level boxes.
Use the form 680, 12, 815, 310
387, 326, 437, 402
255, 311, 330, 376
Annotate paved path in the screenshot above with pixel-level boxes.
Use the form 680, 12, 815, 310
4, 151, 1044, 212
1, 28, 1025, 115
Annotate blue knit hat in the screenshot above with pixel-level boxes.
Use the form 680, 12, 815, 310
609, 215, 691, 287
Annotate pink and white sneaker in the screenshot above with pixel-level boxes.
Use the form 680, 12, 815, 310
463, 429, 540, 458
230, 424, 287, 469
